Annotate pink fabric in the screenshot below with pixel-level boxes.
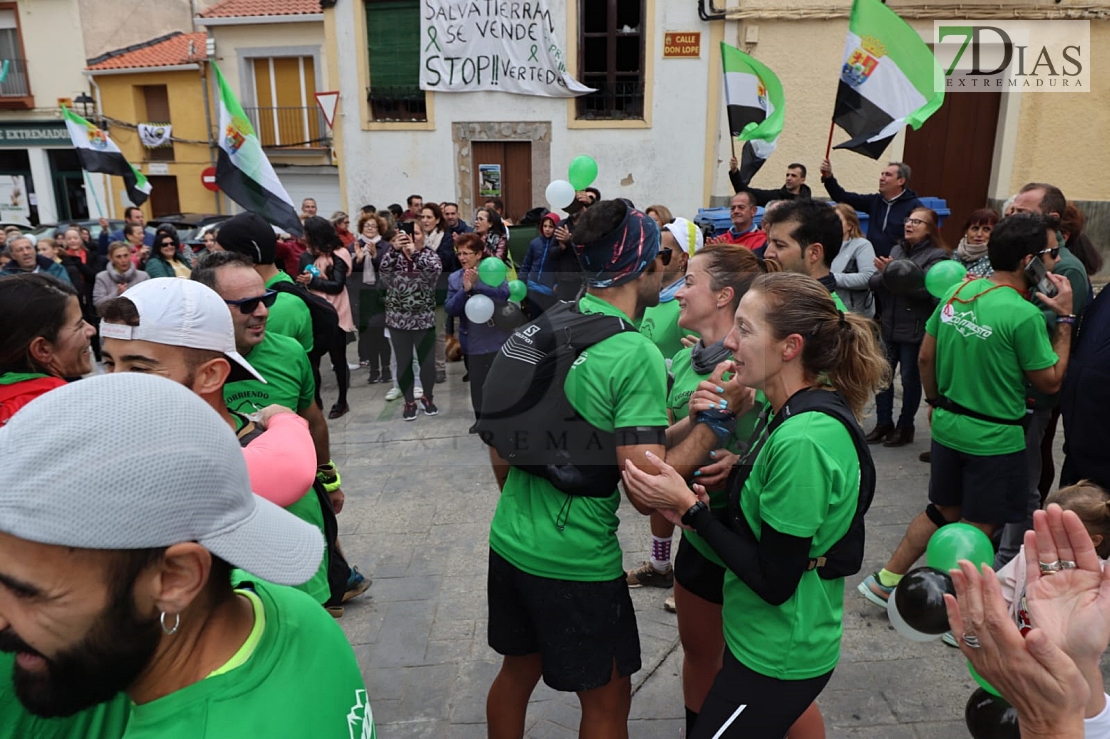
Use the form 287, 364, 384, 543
241, 412, 316, 508
313, 248, 355, 331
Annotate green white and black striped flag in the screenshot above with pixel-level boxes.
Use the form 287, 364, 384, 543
833, 0, 944, 158
721, 43, 785, 184
63, 106, 150, 206
213, 62, 302, 237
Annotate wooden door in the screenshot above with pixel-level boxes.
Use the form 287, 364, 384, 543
147, 175, 180, 217
902, 91, 1002, 247
472, 140, 532, 222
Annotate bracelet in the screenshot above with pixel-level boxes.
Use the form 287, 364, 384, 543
1057, 314, 1076, 325
695, 408, 737, 442
681, 500, 709, 527
316, 460, 342, 493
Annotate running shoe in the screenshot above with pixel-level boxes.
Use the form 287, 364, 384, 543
385, 387, 402, 401
626, 561, 674, 589
403, 402, 418, 421
343, 567, 371, 603
420, 396, 438, 416
664, 595, 677, 613
857, 572, 895, 607
941, 631, 959, 648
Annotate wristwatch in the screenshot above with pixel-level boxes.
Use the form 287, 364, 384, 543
681, 500, 709, 527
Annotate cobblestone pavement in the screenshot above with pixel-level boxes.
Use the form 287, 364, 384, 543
323, 359, 1076, 739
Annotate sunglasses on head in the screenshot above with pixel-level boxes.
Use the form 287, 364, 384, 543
224, 289, 277, 314
657, 247, 673, 266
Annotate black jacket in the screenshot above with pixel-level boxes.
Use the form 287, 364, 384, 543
297, 251, 349, 295
868, 238, 948, 344
822, 177, 921, 257
729, 170, 812, 206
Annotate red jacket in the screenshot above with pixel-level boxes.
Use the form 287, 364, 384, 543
0, 375, 66, 426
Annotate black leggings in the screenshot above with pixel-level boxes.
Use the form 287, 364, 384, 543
389, 327, 436, 403
310, 339, 349, 410
692, 649, 833, 739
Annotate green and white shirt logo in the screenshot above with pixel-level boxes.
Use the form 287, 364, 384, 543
940, 302, 993, 339
348, 689, 376, 739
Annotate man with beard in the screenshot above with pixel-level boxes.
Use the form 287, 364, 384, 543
481, 200, 728, 738
0, 373, 376, 738
763, 198, 850, 312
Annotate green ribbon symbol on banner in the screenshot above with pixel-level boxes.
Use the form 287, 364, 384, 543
528, 44, 538, 62
425, 27, 441, 52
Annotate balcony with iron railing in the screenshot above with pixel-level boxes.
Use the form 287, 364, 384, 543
0, 58, 33, 108
243, 106, 330, 149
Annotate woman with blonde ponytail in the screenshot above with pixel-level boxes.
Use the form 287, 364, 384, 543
622, 272, 888, 738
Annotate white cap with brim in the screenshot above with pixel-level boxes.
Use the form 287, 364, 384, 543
99, 277, 266, 384
665, 217, 704, 256
0, 373, 322, 586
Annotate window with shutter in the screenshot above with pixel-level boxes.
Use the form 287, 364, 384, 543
365, 0, 427, 122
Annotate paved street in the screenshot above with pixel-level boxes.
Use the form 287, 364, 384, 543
323, 359, 1060, 739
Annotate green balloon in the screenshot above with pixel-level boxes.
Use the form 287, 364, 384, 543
478, 257, 507, 287
508, 279, 527, 302
968, 660, 1002, 697
925, 260, 968, 299
926, 523, 994, 572
568, 155, 599, 190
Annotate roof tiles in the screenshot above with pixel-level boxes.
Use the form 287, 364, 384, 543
87, 32, 208, 71
199, 0, 321, 18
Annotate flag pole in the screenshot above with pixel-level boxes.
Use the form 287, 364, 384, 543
824, 120, 835, 160
82, 169, 104, 218
729, 133, 737, 161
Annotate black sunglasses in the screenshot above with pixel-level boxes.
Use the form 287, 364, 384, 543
1036, 247, 1060, 259
657, 247, 673, 266
159, 240, 175, 248
224, 289, 277, 314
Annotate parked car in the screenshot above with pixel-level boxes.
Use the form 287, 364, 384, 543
148, 213, 230, 245
30, 219, 140, 242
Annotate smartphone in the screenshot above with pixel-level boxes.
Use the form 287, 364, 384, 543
399, 221, 416, 236
1024, 256, 1058, 298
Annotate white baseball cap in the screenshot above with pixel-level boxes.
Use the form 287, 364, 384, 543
664, 217, 704, 256
100, 277, 265, 383
0, 373, 323, 585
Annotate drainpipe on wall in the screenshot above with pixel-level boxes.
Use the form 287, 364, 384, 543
201, 35, 221, 214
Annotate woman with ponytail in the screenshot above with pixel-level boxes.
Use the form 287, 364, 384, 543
623, 272, 888, 738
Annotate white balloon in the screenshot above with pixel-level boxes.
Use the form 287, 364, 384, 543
886, 586, 941, 642
545, 180, 576, 211
465, 294, 495, 323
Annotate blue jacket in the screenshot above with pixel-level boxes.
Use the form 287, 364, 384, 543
444, 268, 511, 355
520, 233, 558, 296
821, 177, 921, 258
2, 255, 73, 285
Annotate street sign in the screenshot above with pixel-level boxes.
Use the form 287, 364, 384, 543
201, 166, 219, 192
314, 91, 339, 128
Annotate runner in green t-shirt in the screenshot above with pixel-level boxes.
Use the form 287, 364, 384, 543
623, 272, 888, 737
860, 214, 1076, 614
638, 244, 777, 726
266, 270, 314, 353
193, 253, 368, 610
0, 373, 375, 739
485, 202, 720, 738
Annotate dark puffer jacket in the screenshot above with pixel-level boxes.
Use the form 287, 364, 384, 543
868, 238, 949, 344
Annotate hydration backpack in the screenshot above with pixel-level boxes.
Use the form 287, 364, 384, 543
270, 280, 343, 359
474, 301, 639, 497
726, 388, 875, 580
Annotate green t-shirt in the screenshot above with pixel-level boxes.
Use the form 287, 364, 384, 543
667, 345, 767, 565
224, 332, 315, 415
265, 272, 314, 354
830, 290, 848, 312
637, 298, 689, 361
925, 279, 1057, 456
488, 293, 669, 581
0, 653, 130, 739
722, 411, 859, 680
124, 580, 373, 738
224, 337, 328, 604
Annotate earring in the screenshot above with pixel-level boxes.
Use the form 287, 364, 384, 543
160, 611, 181, 636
